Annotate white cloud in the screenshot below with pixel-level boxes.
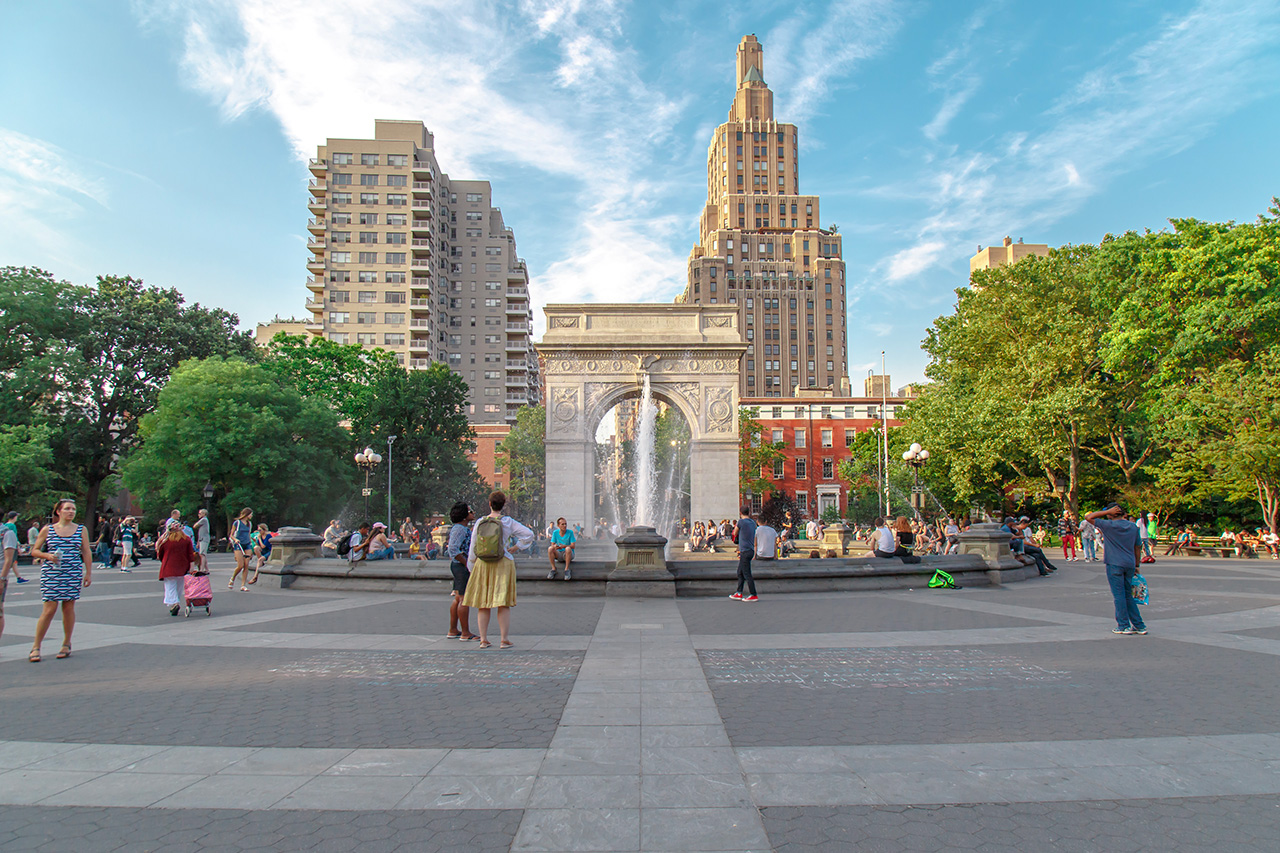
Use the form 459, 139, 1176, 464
134, 0, 692, 334
0, 127, 108, 272
872, 0, 1280, 283
764, 0, 905, 122
885, 241, 946, 282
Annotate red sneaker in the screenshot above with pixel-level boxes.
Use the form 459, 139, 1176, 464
728, 592, 742, 600
744, 595, 759, 602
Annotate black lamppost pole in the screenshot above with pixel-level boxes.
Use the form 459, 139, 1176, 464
386, 435, 397, 531
354, 446, 382, 521
902, 442, 930, 515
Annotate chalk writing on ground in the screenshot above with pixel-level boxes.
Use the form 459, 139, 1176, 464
698, 648, 1070, 692
272, 651, 581, 687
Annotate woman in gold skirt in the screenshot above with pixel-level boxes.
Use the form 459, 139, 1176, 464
463, 491, 535, 648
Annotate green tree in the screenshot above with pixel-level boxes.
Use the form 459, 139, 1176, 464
261, 333, 399, 424
500, 405, 545, 521
350, 362, 486, 520
739, 406, 785, 497
1156, 350, 1280, 534
0, 424, 56, 513
122, 357, 353, 531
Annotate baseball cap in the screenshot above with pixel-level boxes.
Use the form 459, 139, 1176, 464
372, 522, 386, 529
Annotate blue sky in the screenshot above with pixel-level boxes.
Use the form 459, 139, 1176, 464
2, 0, 1278, 385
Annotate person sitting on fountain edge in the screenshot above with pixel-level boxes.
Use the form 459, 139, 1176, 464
548, 517, 576, 581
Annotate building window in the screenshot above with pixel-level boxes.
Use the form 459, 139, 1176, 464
384, 333, 405, 346
845, 429, 856, 447
359, 193, 378, 205
360, 174, 378, 186
795, 459, 807, 479
822, 460, 833, 479
356, 332, 376, 345
384, 312, 404, 325
360, 153, 379, 166
332, 153, 353, 165
329, 291, 349, 303
771, 429, 783, 444
795, 492, 808, 513
331, 251, 351, 263
384, 291, 405, 303
386, 193, 406, 206
466, 192, 483, 201
385, 271, 405, 283
794, 429, 806, 448
328, 312, 349, 324
332, 192, 352, 204
821, 429, 833, 447
356, 312, 376, 324
358, 291, 376, 302
386, 174, 407, 187
357, 271, 377, 283
772, 459, 784, 478
328, 332, 348, 343
386, 252, 406, 264
386, 232, 406, 245
357, 252, 377, 264
387, 154, 407, 167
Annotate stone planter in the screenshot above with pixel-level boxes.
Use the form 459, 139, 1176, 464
608, 526, 674, 597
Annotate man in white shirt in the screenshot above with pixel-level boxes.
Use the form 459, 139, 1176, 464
193, 509, 211, 572
806, 519, 820, 541
754, 522, 778, 560
872, 517, 897, 558
347, 523, 368, 564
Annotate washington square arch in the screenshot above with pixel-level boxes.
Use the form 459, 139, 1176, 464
536, 304, 748, 530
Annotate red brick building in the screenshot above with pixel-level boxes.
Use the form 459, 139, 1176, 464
468, 423, 511, 492
740, 392, 907, 519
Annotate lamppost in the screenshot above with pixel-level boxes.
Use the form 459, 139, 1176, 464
354, 447, 382, 521
202, 481, 214, 516
902, 442, 930, 514
386, 435, 397, 531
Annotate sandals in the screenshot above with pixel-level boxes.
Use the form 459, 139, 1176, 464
459, 634, 478, 641
445, 632, 462, 639
28, 648, 41, 663
500, 641, 514, 650
56, 644, 71, 660
478, 641, 492, 649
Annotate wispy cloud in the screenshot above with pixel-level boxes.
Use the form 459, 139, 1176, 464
135, 0, 693, 333
764, 0, 905, 122
0, 127, 108, 271
921, 2, 998, 141
875, 0, 1280, 284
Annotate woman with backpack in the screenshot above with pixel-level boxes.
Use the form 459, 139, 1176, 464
463, 491, 534, 649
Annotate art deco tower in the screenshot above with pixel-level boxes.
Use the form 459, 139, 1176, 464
678, 36, 849, 397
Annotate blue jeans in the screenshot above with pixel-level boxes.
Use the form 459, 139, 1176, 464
736, 550, 756, 596
1105, 563, 1146, 630
367, 546, 396, 561
1082, 538, 1096, 560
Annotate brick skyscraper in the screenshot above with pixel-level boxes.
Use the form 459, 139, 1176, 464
678, 35, 850, 398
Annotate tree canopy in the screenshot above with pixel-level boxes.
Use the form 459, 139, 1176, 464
122, 357, 354, 531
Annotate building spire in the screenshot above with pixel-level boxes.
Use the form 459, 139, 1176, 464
731, 35, 773, 122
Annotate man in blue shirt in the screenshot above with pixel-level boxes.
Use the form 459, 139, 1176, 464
731, 505, 759, 602
1084, 504, 1147, 635
547, 517, 576, 581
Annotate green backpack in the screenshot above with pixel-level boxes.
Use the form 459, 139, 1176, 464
474, 516, 505, 562
928, 569, 957, 589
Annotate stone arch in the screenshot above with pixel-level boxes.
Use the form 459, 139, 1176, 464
536, 304, 748, 531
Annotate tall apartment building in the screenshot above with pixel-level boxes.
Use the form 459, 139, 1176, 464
305, 120, 539, 424
677, 35, 850, 399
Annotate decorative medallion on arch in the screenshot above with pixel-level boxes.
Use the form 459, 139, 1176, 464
536, 304, 748, 529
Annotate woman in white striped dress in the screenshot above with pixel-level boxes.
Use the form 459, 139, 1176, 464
28, 498, 93, 662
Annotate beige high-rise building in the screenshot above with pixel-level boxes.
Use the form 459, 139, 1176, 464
677, 35, 850, 399
970, 236, 1050, 272
305, 120, 539, 424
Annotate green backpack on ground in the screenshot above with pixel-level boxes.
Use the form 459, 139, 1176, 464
928, 569, 958, 589
474, 516, 505, 562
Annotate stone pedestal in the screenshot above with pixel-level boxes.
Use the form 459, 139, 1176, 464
957, 522, 1022, 585
265, 527, 324, 587
821, 522, 855, 558
607, 526, 674, 597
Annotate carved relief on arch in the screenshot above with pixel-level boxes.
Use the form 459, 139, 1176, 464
552, 387, 580, 430
706, 385, 734, 434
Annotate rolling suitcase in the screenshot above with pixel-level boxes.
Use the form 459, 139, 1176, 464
184, 572, 213, 616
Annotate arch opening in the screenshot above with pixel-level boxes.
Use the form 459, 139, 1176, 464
591, 379, 691, 540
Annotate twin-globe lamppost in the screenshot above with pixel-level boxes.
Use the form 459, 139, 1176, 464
354, 436, 398, 527
902, 442, 930, 512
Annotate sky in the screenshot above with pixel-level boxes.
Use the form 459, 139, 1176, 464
2, 0, 1278, 385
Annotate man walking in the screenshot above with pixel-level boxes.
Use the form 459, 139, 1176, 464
3, 511, 30, 586
193, 509, 210, 573
730, 505, 759, 602
1085, 504, 1147, 635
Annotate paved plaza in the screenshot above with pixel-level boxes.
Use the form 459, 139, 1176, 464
1, 554, 1279, 851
